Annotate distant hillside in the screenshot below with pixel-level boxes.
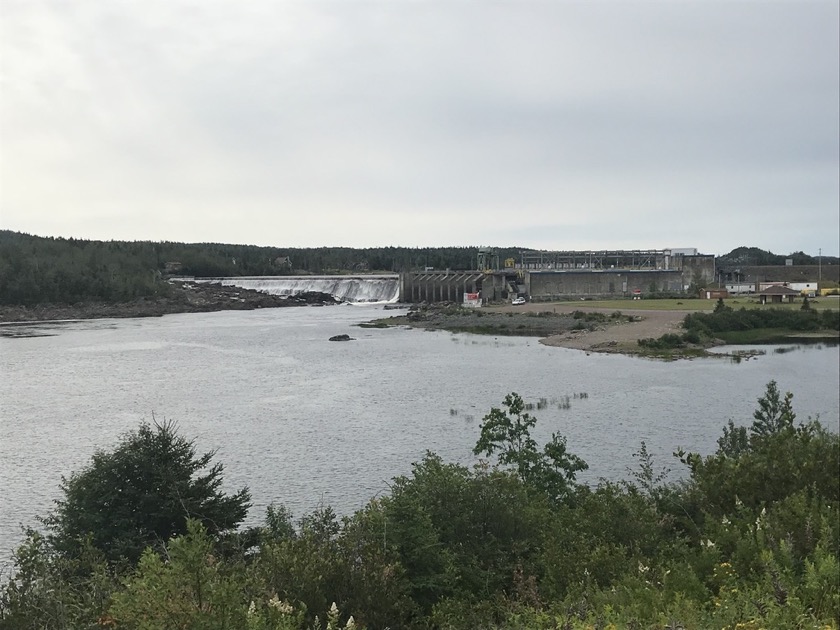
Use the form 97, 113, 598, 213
717, 246, 838, 267
2, 231, 835, 306
0, 231, 521, 305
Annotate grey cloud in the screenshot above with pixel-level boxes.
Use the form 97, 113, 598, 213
0, 1, 837, 254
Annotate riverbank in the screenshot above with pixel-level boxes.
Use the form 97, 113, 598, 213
366, 302, 839, 359
361, 304, 637, 339
0, 281, 340, 323
362, 303, 701, 357
484, 302, 696, 355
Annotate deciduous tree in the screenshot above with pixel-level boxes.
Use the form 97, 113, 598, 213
473, 393, 587, 502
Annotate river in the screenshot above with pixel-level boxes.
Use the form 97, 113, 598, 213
1, 305, 838, 567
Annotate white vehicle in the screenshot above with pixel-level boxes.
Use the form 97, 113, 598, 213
511, 296, 526, 305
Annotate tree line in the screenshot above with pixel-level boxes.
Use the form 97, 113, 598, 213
638, 304, 840, 351
0, 231, 523, 306
2, 230, 834, 306
1, 382, 837, 628
717, 246, 839, 268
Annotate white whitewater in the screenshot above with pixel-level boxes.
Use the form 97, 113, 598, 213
199, 275, 400, 304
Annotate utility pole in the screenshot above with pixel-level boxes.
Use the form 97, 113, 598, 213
818, 247, 822, 287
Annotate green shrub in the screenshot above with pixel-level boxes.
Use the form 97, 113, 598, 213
44, 421, 250, 566
638, 333, 685, 349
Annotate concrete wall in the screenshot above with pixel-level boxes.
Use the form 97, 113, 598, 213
398, 253, 718, 303
526, 269, 684, 300
523, 254, 715, 299
680, 255, 716, 288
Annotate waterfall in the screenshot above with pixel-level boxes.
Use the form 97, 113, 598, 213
196, 275, 400, 304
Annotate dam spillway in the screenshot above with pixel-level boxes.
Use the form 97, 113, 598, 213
196, 275, 400, 304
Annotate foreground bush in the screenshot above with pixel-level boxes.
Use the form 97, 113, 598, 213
45, 420, 251, 567
1, 384, 837, 629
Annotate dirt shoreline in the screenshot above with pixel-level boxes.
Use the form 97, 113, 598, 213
366, 302, 700, 356
0, 281, 339, 324
484, 302, 694, 353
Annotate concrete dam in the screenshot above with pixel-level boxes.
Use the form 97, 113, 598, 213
193, 251, 716, 305
398, 250, 716, 303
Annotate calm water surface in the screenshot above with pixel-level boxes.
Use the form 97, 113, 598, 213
1, 306, 838, 566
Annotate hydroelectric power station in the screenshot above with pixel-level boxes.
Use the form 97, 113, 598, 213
190, 248, 716, 305
398, 248, 715, 303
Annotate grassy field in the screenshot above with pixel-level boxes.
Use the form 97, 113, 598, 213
544, 297, 840, 312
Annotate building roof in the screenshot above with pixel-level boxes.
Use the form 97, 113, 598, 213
758, 285, 800, 296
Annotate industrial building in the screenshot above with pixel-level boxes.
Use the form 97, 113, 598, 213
399, 248, 716, 303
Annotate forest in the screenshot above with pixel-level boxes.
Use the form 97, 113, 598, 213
0, 230, 521, 306
2, 230, 835, 307
716, 247, 837, 268
0, 382, 837, 629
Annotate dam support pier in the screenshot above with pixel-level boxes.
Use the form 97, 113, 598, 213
399, 271, 487, 303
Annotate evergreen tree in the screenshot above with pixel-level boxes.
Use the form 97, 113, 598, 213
44, 421, 250, 566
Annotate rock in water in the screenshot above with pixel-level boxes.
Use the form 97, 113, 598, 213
329, 334, 354, 342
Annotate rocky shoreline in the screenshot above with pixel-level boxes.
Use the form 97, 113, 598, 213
0, 281, 340, 324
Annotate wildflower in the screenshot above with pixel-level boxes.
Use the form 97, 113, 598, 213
638, 562, 649, 574
268, 595, 294, 614
345, 616, 356, 629
248, 601, 256, 617
702, 539, 716, 548
327, 602, 340, 629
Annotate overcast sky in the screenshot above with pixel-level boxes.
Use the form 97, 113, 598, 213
1, 1, 838, 255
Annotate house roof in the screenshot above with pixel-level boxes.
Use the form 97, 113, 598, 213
758, 285, 800, 296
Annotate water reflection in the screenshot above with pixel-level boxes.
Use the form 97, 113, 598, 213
0, 319, 122, 338
773, 343, 832, 354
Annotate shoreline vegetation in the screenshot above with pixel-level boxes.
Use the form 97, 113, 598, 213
1, 383, 837, 629
0, 280, 341, 325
